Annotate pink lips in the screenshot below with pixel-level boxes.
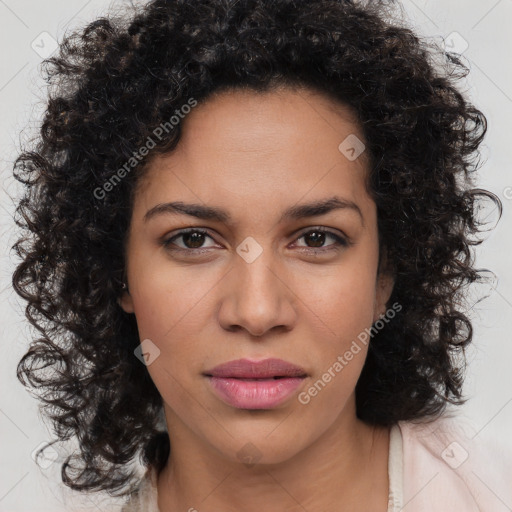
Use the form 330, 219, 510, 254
203, 358, 307, 409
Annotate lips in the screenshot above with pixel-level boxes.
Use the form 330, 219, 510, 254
203, 358, 307, 379
203, 358, 307, 409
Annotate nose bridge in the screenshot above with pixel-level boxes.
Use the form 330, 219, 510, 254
220, 237, 294, 335
239, 246, 280, 297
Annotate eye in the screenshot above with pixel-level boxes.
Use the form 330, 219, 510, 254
161, 227, 349, 255
293, 227, 348, 253
162, 228, 217, 252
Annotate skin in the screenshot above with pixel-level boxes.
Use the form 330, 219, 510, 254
120, 86, 395, 512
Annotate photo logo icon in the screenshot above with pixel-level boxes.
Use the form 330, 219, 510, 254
443, 31, 469, 55
338, 134, 365, 161
31, 32, 59, 59
236, 442, 263, 468
134, 338, 161, 366
236, 237, 263, 264
441, 441, 469, 469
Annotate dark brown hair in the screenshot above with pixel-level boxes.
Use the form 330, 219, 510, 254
12, 0, 500, 498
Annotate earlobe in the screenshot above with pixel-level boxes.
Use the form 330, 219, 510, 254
118, 290, 135, 313
375, 271, 395, 318
373, 273, 394, 324
374, 247, 395, 322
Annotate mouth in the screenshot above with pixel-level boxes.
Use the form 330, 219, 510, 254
203, 377, 306, 409
203, 357, 307, 380
203, 358, 308, 409
203, 375, 304, 380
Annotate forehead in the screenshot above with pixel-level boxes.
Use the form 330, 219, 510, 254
134, 87, 374, 225
177, 86, 365, 154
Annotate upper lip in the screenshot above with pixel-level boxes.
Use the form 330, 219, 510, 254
203, 358, 307, 379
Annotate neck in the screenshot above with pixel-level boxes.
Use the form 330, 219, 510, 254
157, 399, 390, 512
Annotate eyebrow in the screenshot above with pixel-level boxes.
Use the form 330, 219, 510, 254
143, 196, 364, 226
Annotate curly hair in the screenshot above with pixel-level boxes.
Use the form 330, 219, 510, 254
12, 0, 501, 499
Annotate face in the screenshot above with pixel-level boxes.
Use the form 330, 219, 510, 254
120, 87, 394, 465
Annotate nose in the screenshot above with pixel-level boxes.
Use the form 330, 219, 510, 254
217, 249, 297, 338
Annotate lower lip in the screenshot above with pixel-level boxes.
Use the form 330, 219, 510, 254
206, 376, 305, 409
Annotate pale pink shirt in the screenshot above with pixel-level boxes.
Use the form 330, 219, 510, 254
122, 414, 512, 511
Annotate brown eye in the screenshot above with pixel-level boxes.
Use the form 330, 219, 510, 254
163, 229, 216, 251
180, 231, 207, 248
303, 231, 327, 248
295, 228, 348, 251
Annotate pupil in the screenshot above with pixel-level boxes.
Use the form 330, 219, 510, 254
307, 231, 325, 248
184, 232, 204, 248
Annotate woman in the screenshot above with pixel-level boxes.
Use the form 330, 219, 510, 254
12, 0, 511, 511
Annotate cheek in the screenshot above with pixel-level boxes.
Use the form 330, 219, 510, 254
295, 345, 369, 437
299, 331, 370, 417
128, 284, 208, 404
129, 261, 213, 338
292, 255, 376, 394
294, 260, 377, 335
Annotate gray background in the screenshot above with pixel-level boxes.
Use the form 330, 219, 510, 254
1, 1, 511, 510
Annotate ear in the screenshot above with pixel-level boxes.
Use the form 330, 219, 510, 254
373, 272, 395, 323
118, 289, 135, 314
373, 247, 395, 323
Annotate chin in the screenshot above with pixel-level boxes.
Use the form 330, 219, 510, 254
208, 427, 311, 467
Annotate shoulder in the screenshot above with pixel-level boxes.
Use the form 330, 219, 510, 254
397, 413, 512, 511
121, 466, 160, 512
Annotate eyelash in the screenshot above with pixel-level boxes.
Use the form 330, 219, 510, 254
162, 227, 349, 255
